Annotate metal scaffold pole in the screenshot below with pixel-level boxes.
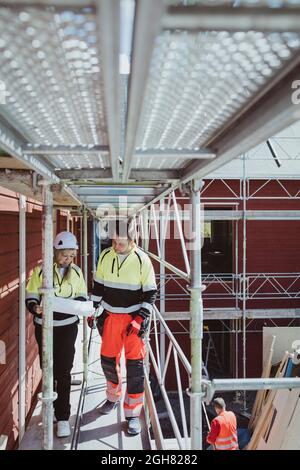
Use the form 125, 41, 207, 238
92, 218, 97, 275
83, 207, 88, 382
141, 209, 149, 252
189, 179, 204, 450
18, 195, 26, 446
242, 155, 247, 411
141, 208, 151, 428
39, 182, 57, 451
159, 199, 166, 370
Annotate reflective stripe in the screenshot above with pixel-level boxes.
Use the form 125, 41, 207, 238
106, 380, 122, 403
103, 280, 142, 291
215, 443, 238, 450
26, 292, 40, 301
91, 294, 102, 302
124, 391, 144, 418
102, 301, 142, 314
141, 302, 153, 312
34, 316, 78, 327
124, 404, 143, 418
217, 435, 237, 442
131, 320, 141, 330
142, 284, 157, 292
124, 395, 144, 406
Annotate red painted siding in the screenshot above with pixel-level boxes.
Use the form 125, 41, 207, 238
56, 209, 68, 234
154, 180, 300, 382
1, 178, 299, 436
0, 188, 75, 449
25, 198, 43, 429
0, 188, 24, 449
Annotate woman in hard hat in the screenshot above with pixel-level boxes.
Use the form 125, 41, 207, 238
25, 231, 87, 438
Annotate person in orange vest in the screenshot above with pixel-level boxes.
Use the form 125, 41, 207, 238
206, 397, 239, 450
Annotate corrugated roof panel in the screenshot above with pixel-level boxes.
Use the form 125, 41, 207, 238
0, 6, 108, 147
133, 155, 187, 170
168, 1, 300, 6
48, 152, 110, 170
135, 30, 300, 152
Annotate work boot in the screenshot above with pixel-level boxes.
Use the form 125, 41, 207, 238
127, 417, 141, 435
98, 399, 117, 415
57, 421, 71, 438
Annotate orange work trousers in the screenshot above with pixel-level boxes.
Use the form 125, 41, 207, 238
100, 312, 146, 418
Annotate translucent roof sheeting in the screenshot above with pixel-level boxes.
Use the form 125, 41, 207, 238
169, 1, 300, 6
46, 152, 110, 171
1, 1, 300, 215
0, 6, 108, 153
135, 30, 300, 155
209, 120, 300, 178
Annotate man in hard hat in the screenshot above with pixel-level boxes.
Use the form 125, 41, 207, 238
89, 219, 157, 435
26, 231, 87, 438
206, 397, 239, 450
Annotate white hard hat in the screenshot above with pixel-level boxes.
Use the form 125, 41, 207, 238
53, 231, 78, 250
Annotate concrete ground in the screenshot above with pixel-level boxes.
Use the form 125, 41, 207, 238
75, 329, 150, 450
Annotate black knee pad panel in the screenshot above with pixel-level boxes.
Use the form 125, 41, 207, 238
101, 355, 119, 385
126, 359, 145, 394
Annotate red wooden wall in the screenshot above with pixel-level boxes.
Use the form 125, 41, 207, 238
149, 180, 300, 386
0, 178, 299, 441
0, 188, 21, 449
0, 187, 69, 449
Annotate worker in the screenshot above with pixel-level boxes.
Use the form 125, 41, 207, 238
25, 231, 87, 438
89, 219, 157, 435
206, 397, 239, 450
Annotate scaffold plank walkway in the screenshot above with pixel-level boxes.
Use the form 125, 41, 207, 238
75, 329, 151, 451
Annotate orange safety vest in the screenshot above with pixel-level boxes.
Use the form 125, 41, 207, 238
214, 411, 238, 450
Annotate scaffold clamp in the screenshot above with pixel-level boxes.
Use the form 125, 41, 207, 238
186, 379, 215, 405
38, 392, 58, 404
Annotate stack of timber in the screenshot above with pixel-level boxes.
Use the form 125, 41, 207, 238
248, 335, 276, 430
247, 345, 300, 450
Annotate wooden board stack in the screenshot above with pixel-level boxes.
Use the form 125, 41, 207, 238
247, 346, 300, 450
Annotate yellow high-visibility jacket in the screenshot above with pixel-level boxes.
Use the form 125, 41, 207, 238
26, 263, 87, 327
92, 245, 157, 318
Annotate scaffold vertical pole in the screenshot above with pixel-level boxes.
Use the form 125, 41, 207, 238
142, 208, 151, 427
234, 217, 240, 403
18, 195, 26, 446
242, 154, 247, 411
141, 209, 149, 252
189, 179, 204, 450
159, 199, 166, 371
83, 207, 88, 382
92, 218, 97, 275
39, 182, 56, 450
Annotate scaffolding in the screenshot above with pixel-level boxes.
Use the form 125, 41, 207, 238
1, 0, 300, 451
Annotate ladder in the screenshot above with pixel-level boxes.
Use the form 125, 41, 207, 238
203, 325, 223, 375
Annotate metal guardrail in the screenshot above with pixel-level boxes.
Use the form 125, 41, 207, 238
144, 306, 209, 450
155, 272, 300, 302
144, 306, 300, 450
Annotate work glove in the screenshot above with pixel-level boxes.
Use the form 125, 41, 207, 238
96, 310, 109, 337
126, 314, 149, 338
88, 304, 105, 330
